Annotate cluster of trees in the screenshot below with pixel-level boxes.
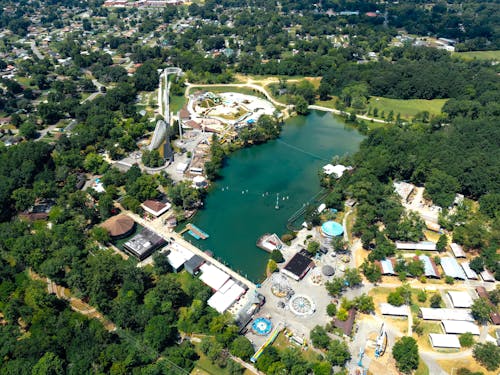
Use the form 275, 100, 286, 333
238, 115, 282, 146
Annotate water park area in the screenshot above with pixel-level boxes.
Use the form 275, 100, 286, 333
186, 91, 277, 130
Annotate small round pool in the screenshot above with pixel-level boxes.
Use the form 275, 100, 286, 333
321, 221, 343, 238
252, 317, 273, 335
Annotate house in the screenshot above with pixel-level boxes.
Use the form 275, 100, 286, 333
450, 243, 466, 258
377, 259, 396, 275
440, 257, 467, 280
380, 303, 409, 317
184, 255, 205, 275
395, 241, 437, 251
419, 308, 474, 321
141, 199, 171, 217
282, 252, 314, 281
441, 320, 480, 335
333, 308, 356, 336
461, 262, 479, 280
123, 228, 166, 260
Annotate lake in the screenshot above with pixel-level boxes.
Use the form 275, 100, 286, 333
185, 110, 364, 282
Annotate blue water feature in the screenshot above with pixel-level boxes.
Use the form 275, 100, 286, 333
321, 220, 344, 237
252, 317, 273, 335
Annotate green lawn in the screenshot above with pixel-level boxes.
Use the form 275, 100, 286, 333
368, 97, 447, 120
192, 343, 250, 375
170, 94, 188, 114
415, 358, 430, 375
454, 50, 500, 61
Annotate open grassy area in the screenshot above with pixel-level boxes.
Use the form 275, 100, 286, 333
272, 332, 320, 362
437, 357, 498, 375
170, 94, 188, 113
192, 343, 253, 375
415, 358, 430, 375
454, 50, 500, 61
368, 97, 447, 120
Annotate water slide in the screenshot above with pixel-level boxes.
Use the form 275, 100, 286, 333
250, 322, 284, 363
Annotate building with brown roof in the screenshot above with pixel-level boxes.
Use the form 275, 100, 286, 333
101, 214, 135, 239
141, 200, 171, 217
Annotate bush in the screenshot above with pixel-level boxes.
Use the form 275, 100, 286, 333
388, 291, 404, 306
417, 290, 427, 303
310, 325, 331, 349
445, 276, 455, 284
326, 303, 337, 317
459, 333, 475, 348
267, 259, 278, 274
430, 294, 442, 308
270, 250, 284, 263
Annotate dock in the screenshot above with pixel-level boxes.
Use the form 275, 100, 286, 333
123, 209, 256, 290
256, 233, 283, 252
179, 223, 209, 240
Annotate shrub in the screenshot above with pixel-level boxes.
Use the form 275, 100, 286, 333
459, 333, 475, 348
326, 303, 337, 317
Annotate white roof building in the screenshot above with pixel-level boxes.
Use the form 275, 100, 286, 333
380, 303, 409, 316
448, 291, 473, 308
442, 320, 480, 335
395, 241, 437, 251
420, 308, 474, 321
440, 257, 467, 280
176, 162, 188, 173
393, 181, 415, 202
166, 243, 194, 271
207, 281, 246, 313
429, 334, 461, 349
480, 269, 495, 282
322, 164, 348, 178
450, 243, 466, 258
461, 262, 479, 280
199, 263, 230, 291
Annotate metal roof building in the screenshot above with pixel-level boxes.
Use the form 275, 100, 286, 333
448, 291, 473, 308
442, 320, 480, 335
420, 308, 474, 321
418, 255, 440, 278
461, 262, 479, 280
429, 333, 460, 349
429, 334, 461, 349
450, 243, 466, 258
380, 303, 409, 316
378, 259, 396, 275
199, 263, 231, 291
480, 269, 495, 282
395, 241, 437, 251
440, 257, 467, 280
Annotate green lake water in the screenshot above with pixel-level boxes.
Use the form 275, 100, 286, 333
186, 110, 364, 282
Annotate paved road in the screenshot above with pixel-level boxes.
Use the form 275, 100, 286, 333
29, 41, 44, 59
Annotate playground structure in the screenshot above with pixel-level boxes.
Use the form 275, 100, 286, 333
270, 273, 292, 297
252, 317, 273, 335
250, 322, 284, 363
289, 295, 316, 316
374, 324, 388, 358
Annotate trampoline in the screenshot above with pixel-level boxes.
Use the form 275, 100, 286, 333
252, 318, 273, 335
321, 221, 343, 238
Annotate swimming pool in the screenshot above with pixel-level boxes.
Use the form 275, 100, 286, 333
321, 220, 343, 238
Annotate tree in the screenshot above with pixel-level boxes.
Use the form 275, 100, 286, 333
270, 250, 284, 263
354, 294, 375, 313
430, 294, 442, 308
144, 315, 177, 352
326, 303, 337, 317
425, 169, 460, 208
229, 336, 254, 361
387, 291, 404, 306
310, 325, 331, 349
294, 95, 309, 115
459, 332, 475, 348
326, 339, 351, 366
307, 240, 320, 255
344, 268, 362, 287
32, 352, 64, 375
361, 261, 382, 283
436, 234, 448, 252
325, 278, 344, 297
392, 337, 419, 374
471, 298, 493, 324
267, 259, 278, 273
19, 121, 38, 139
473, 342, 500, 371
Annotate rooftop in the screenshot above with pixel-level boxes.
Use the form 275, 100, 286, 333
282, 252, 314, 281
123, 228, 166, 260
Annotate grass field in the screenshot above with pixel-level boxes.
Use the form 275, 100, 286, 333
170, 94, 188, 113
368, 97, 447, 120
192, 343, 252, 375
415, 358, 430, 375
454, 50, 500, 61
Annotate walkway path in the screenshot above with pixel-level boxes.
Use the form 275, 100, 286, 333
309, 105, 387, 124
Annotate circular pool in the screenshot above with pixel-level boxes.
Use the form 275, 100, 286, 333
252, 317, 273, 335
289, 295, 316, 316
321, 221, 343, 238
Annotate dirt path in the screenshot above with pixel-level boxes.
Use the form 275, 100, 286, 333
28, 270, 116, 331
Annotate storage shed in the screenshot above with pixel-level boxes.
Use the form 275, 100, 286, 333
440, 257, 467, 280
448, 291, 473, 308
429, 334, 461, 349
441, 320, 480, 335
